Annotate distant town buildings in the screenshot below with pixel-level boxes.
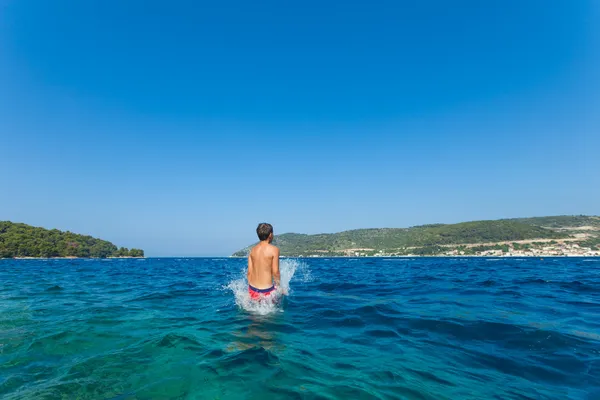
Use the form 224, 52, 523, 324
370, 241, 600, 257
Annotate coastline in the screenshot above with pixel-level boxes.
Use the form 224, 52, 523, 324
8, 256, 145, 260
230, 254, 600, 259
5, 255, 599, 260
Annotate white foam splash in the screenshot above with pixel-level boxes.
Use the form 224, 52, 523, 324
225, 259, 311, 315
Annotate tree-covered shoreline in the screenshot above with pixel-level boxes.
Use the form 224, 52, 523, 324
0, 222, 144, 258
233, 215, 600, 257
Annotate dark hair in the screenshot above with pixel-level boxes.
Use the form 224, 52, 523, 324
256, 223, 273, 241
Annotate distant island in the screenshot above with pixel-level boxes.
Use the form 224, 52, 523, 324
0, 221, 144, 259
232, 215, 600, 257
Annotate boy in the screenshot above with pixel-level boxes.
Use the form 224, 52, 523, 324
247, 223, 284, 300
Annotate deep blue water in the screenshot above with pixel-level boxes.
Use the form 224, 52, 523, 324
1, 257, 599, 399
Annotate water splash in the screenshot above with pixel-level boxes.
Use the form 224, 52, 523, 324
226, 259, 311, 315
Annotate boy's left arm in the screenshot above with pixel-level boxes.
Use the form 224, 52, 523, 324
247, 254, 253, 282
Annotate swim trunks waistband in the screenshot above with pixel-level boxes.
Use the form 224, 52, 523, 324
248, 284, 275, 293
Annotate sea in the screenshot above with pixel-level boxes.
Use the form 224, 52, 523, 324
0, 257, 599, 399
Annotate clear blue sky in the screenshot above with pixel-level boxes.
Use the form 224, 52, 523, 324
1, 1, 599, 256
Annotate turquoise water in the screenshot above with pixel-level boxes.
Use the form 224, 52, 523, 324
1, 257, 599, 399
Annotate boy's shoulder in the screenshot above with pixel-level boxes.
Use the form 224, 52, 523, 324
263, 243, 279, 254
250, 243, 278, 252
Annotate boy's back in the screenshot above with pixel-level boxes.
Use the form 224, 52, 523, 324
248, 242, 279, 289
247, 223, 282, 300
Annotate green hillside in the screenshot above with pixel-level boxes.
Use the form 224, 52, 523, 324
232, 215, 600, 257
510, 215, 600, 228
0, 221, 144, 258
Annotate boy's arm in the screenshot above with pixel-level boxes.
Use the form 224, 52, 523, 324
247, 254, 253, 282
271, 247, 281, 287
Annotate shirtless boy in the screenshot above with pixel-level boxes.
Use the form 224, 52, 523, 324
247, 223, 285, 300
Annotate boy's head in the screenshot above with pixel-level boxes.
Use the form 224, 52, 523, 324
256, 223, 273, 242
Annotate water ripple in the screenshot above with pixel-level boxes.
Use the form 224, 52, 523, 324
0, 257, 599, 399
